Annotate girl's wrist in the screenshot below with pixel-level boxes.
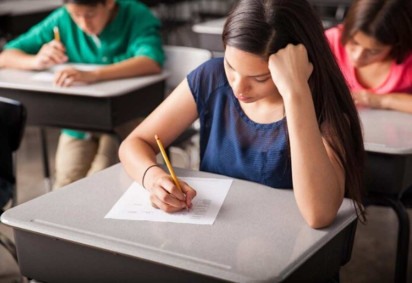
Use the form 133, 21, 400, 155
142, 164, 161, 189
378, 95, 390, 109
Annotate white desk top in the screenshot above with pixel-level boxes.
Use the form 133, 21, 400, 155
192, 17, 338, 36
0, 0, 61, 16
0, 67, 169, 97
192, 18, 225, 35
359, 108, 412, 155
1, 164, 356, 282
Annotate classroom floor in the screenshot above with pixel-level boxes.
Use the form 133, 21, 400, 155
1, 126, 412, 283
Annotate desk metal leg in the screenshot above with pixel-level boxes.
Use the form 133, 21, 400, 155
39, 128, 52, 191
366, 196, 409, 283
389, 199, 409, 283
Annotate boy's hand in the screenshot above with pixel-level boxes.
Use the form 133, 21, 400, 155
32, 40, 67, 70
54, 67, 99, 87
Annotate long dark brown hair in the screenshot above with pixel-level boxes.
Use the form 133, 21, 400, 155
342, 0, 412, 64
222, 0, 366, 222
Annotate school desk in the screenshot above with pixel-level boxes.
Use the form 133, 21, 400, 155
0, 67, 168, 188
192, 18, 225, 53
192, 16, 340, 53
359, 108, 412, 283
1, 164, 357, 283
0, 0, 61, 37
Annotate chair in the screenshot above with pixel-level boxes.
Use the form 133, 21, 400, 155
0, 96, 27, 263
163, 45, 212, 168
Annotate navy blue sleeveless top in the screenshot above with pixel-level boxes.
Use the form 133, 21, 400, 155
187, 58, 292, 189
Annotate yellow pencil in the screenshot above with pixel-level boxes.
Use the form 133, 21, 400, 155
53, 26, 60, 41
155, 134, 182, 192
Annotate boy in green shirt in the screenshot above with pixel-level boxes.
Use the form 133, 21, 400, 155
0, 0, 164, 189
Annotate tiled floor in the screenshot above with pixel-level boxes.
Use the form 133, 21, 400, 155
1, 126, 412, 283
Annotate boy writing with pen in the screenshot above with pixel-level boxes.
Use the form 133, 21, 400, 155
0, 0, 164, 189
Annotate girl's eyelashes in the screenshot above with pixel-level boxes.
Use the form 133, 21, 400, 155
255, 77, 269, 83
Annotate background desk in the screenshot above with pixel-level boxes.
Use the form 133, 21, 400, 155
0, 68, 167, 134
192, 18, 225, 53
0, 68, 167, 188
359, 108, 412, 283
1, 164, 357, 283
192, 16, 343, 54
0, 0, 61, 38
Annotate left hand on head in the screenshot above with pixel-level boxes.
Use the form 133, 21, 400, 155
352, 91, 382, 109
54, 67, 98, 87
268, 44, 313, 99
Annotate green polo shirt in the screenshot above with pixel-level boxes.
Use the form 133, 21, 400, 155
5, 0, 164, 139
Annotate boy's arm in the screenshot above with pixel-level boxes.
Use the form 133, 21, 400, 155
53, 56, 161, 87
0, 40, 67, 70
93, 55, 161, 81
0, 49, 36, 70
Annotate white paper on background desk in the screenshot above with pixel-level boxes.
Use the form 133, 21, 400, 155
30, 64, 101, 82
105, 177, 232, 225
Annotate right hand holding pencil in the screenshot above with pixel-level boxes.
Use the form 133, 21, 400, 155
32, 40, 67, 70
147, 172, 196, 213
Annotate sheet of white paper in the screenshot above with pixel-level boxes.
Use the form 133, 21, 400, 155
30, 64, 102, 82
31, 72, 55, 82
105, 177, 232, 225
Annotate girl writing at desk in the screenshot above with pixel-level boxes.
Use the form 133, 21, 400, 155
120, 0, 366, 230
325, 0, 412, 113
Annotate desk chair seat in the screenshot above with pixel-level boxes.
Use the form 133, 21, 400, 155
0, 96, 27, 264
163, 45, 212, 168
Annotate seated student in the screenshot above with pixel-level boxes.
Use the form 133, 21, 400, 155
0, 0, 164, 189
325, 0, 412, 113
119, 0, 366, 232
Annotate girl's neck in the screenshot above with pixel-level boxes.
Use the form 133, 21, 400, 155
239, 97, 285, 124
355, 59, 392, 89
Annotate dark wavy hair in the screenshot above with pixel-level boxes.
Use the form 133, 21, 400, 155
222, 0, 366, 222
342, 0, 412, 64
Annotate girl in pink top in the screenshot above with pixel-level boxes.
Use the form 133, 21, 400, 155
325, 0, 412, 113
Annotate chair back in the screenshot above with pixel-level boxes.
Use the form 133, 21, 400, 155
163, 45, 212, 92
0, 96, 26, 152
0, 97, 25, 265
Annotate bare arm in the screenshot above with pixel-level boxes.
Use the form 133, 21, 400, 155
0, 41, 67, 70
54, 56, 161, 87
353, 91, 412, 114
269, 44, 345, 229
0, 45, 160, 86
119, 79, 198, 212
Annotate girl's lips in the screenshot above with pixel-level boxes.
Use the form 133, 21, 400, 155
236, 95, 252, 102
